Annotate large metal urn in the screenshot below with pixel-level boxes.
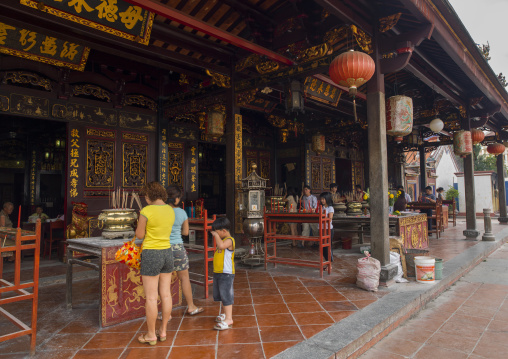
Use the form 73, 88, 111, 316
98, 208, 138, 239
238, 163, 269, 266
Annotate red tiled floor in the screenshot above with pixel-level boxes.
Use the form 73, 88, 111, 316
73, 349, 124, 359
286, 301, 324, 313
252, 295, 285, 304
256, 313, 297, 327
292, 311, 334, 326
218, 327, 261, 344
172, 329, 217, 346
121, 346, 171, 359
262, 340, 301, 358
84, 332, 137, 349
167, 345, 215, 359
217, 343, 265, 358
254, 303, 290, 315
259, 325, 304, 342
39, 333, 95, 351
299, 324, 332, 339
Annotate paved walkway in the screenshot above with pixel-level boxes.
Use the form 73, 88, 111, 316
360, 242, 508, 359
0, 218, 507, 358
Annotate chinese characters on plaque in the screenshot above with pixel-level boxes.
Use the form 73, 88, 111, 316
304, 77, 342, 107
159, 128, 168, 187
30, 150, 36, 205
189, 145, 198, 193
21, 0, 154, 45
0, 20, 89, 70
70, 129, 80, 198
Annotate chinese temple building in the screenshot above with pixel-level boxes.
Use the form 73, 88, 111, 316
1, 0, 508, 283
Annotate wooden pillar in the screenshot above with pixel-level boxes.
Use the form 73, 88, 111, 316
419, 146, 427, 190
225, 65, 242, 233
463, 152, 479, 239
367, 28, 397, 285
497, 153, 508, 223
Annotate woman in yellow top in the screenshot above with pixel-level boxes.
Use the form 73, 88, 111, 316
135, 182, 175, 346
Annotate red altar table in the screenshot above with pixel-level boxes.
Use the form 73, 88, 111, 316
66, 237, 181, 327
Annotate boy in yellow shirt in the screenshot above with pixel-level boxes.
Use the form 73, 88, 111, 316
210, 217, 235, 330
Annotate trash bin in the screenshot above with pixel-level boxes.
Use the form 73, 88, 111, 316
405, 249, 430, 277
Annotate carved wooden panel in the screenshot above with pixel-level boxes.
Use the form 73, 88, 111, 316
122, 143, 147, 188
86, 139, 114, 188
322, 158, 332, 190
311, 158, 321, 190
168, 142, 184, 188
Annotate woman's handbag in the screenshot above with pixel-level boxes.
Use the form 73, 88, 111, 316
115, 237, 142, 270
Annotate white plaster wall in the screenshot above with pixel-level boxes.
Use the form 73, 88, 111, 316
436, 147, 457, 191
457, 174, 494, 212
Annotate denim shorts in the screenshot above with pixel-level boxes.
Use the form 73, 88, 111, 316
213, 273, 235, 306
140, 248, 174, 276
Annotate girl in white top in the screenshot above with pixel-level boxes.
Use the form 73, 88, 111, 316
319, 192, 334, 262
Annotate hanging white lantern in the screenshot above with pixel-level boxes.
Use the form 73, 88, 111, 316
453, 130, 472, 158
386, 95, 413, 142
429, 118, 444, 133
311, 133, 326, 155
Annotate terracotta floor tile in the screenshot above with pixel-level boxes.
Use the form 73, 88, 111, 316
262, 340, 300, 358
299, 324, 332, 339
493, 310, 508, 321
58, 320, 101, 334
252, 295, 285, 305
282, 293, 315, 303
254, 303, 289, 315
121, 346, 171, 359
30, 350, 76, 359
286, 301, 324, 313
439, 321, 485, 340
447, 314, 491, 329
408, 318, 446, 332
482, 330, 508, 344
359, 347, 406, 359
192, 299, 221, 308
73, 348, 124, 359
256, 313, 297, 327
251, 288, 278, 297
173, 329, 217, 346
327, 310, 355, 322
233, 305, 255, 316
181, 305, 223, 317
340, 291, 378, 301
139, 318, 181, 332
277, 286, 309, 295
307, 286, 341, 295
218, 327, 261, 344
249, 282, 278, 290
40, 333, 94, 351
293, 312, 334, 326
273, 276, 300, 283
388, 326, 435, 343
217, 343, 264, 359
413, 344, 469, 359
473, 335, 508, 358
320, 301, 357, 312
179, 313, 219, 330
224, 315, 256, 328
259, 325, 304, 342
99, 318, 144, 333
374, 338, 423, 357
300, 280, 330, 287
232, 296, 253, 305
276, 281, 306, 288
234, 289, 252, 297
0, 355, 30, 359
84, 332, 136, 349
168, 345, 216, 359
248, 276, 275, 283
426, 331, 476, 354
314, 292, 348, 302
487, 319, 508, 332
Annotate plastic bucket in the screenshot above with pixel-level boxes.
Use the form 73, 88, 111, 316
435, 258, 443, 280
415, 256, 435, 283
405, 249, 430, 277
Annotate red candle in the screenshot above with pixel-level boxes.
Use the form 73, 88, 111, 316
182, 201, 185, 210
17, 205, 21, 228
290, 204, 293, 212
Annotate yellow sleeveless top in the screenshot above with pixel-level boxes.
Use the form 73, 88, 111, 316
213, 236, 235, 274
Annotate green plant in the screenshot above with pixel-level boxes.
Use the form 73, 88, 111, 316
445, 186, 459, 201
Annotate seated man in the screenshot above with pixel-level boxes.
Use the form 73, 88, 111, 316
329, 183, 345, 203
354, 184, 367, 202
28, 206, 49, 223
418, 186, 436, 230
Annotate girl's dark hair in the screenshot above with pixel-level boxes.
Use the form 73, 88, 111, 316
286, 187, 296, 197
141, 182, 168, 202
211, 217, 231, 231
319, 192, 333, 207
166, 185, 182, 205
437, 187, 444, 192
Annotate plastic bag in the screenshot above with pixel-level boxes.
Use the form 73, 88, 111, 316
390, 252, 409, 283
356, 252, 381, 292
115, 237, 142, 269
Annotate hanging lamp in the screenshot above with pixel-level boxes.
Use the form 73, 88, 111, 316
386, 95, 413, 142
471, 129, 485, 145
487, 143, 505, 156
329, 50, 375, 121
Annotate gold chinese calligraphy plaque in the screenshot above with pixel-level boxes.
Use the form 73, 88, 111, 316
123, 142, 147, 188
86, 139, 114, 188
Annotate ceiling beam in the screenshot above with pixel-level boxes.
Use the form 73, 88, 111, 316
314, 0, 372, 34
125, 0, 296, 65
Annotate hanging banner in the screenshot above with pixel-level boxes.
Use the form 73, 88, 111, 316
20, 0, 154, 45
0, 20, 89, 71
304, 77, 342, 107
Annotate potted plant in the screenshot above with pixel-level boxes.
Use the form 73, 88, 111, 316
445, 186, 459, 214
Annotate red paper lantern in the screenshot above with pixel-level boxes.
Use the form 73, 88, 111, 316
487, 143, 505, 156
329, 50, 375, 96
471, 129, 485, 145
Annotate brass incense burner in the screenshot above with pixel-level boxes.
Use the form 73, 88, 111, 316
98, 209, 138, 239
346, 201, 363, 215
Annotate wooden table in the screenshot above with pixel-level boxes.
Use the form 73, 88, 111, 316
333, 213, 429, 249
66, 237, 182, 327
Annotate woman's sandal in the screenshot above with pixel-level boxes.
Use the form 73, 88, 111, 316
188, 307, 204, 316
138, 334, 157, 346
155, 330, 167, 342
214, 321, 233, 331
215, 313, 226, 323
